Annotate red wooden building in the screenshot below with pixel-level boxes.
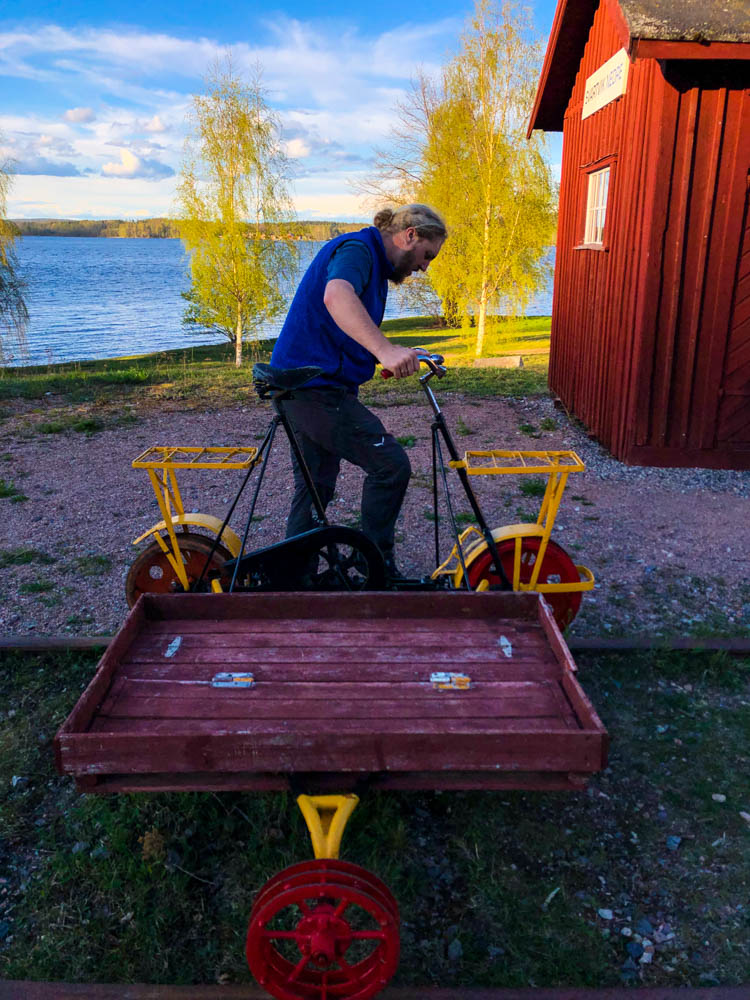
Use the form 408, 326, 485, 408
528, 0, 750, 468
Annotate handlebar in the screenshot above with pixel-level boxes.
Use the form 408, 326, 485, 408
381, 349, 446, 380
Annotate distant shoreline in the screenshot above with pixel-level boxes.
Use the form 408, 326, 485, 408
12, 218, 364, 240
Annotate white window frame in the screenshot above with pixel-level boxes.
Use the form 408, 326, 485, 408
584, 167, 610, 246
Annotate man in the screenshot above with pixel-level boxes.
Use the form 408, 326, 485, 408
270, 203, 447, 578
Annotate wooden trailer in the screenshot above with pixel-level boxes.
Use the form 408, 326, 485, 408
54, 592, 608, 795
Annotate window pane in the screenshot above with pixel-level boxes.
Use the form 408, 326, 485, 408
585, 167, 610, 245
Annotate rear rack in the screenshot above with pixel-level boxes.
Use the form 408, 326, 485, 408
454, 450, 585, 476
132, 446, 258, 470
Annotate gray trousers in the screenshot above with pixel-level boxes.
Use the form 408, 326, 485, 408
282, 388, 411, 556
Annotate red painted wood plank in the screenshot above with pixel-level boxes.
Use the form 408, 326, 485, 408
87, 769, 596, 793
53, 601, 145, 774
142, 591, 541, 622
85, 716, 579, 736
138, 618, 540, 636
104, 685, 570, 722
58, 727, 606, 775
116, 660, 563, 684
123, 645, 541, 665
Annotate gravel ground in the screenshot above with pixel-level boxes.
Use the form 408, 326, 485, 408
0, 391, 748, 639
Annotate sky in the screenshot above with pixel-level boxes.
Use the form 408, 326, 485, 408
1, 0, 562, 221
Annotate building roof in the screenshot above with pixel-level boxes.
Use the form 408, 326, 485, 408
622, 0, 750, 44
528, 0, 750, 134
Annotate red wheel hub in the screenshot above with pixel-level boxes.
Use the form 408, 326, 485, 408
467, 536, 583, 630
246, 859, 399, 1000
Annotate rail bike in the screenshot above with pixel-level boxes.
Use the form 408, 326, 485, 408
125, 352, 594, 631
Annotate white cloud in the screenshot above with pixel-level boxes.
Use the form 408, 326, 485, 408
0, 15, 475, 217
285, 138, 310, 159
143, 114, 166, 133
102, 148, 173, 180
63, 106, 95, 123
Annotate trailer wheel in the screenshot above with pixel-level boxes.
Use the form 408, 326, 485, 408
246, 858, 399, 1000
466, 536, 583, 629
125, 532, 232, 607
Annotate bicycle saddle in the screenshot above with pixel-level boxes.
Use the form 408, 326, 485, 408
252, 363, 324, 394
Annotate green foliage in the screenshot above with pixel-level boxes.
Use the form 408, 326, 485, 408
175, 59, 297, 367
1, 142, 29, 362
420, 1, 556, 356
396, 435, 416, 448
367, 1, 556, 356
73, 554, 112, 577
19, 578, 54, 594
0, 478, 27, 501
519, 477, 546, 498
0, 548, 55, 567
540, 417, 557, 431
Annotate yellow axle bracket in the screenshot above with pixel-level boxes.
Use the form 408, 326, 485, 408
297, 794, 359, 860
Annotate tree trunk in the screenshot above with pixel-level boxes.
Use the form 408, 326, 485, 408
235, 306, 243, 368
476, 289, 488, 358
476, 195, 492, 358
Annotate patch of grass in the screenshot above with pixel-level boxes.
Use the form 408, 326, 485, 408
396, 435, 416, 448
0, 549, 55, 568
72, 417, 105, 433
518, 422, 540, 437
18, 578, 55, 594
539, 417, 557, 431
519, 477, 547, 498
455, 416, 474, 437
38, 421, 66, 434
0, 478, 27, 502
454, 512, 478, 525
72, 554, 112, 577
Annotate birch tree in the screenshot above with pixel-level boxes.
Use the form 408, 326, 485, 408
365, 0, 556, 356
175, 60, 296, 367
0, 148, 28, 363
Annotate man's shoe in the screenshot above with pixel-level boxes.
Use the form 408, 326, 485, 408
383, 553, 406, 582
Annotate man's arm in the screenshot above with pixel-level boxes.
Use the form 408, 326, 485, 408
323, 278, 420, 379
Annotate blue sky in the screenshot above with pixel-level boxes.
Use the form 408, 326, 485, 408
1, 1, 562, 220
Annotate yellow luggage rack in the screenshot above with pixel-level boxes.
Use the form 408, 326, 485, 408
128, 446, 261, 604
452, 449, 585, 476
132, 445, 259, 470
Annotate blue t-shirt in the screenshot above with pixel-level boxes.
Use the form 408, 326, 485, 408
326, 240, 372, 296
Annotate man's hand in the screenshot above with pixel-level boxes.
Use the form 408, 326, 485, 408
377, 343, 421, 379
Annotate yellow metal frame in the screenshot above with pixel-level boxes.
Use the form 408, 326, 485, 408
434, 449, 595, 596
132, 445, 259, 592
297, 794, 359, 860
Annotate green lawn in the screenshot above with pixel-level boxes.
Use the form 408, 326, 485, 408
0, 316, 551, 412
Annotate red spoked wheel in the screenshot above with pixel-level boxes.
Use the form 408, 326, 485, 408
246, 859, 400, 1000
125, 531, 232, 608
466, 536, 583, 630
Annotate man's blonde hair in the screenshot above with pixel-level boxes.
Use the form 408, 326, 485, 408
373, 204, 447, 241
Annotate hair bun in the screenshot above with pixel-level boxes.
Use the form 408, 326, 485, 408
373, 208, 395, 230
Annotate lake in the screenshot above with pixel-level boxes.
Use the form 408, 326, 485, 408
10, 236, 553, 367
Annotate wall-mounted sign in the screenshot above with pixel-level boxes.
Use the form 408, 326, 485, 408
582, 49, 630, 121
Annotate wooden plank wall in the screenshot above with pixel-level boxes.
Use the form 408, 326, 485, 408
549, 0, 656, 459
631, 63, 750, 467
549, 0, 750, 468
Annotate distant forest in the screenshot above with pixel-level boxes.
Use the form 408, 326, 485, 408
12, 218, 364, 240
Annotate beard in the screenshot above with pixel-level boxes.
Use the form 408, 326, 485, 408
390, 248, 418, 285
